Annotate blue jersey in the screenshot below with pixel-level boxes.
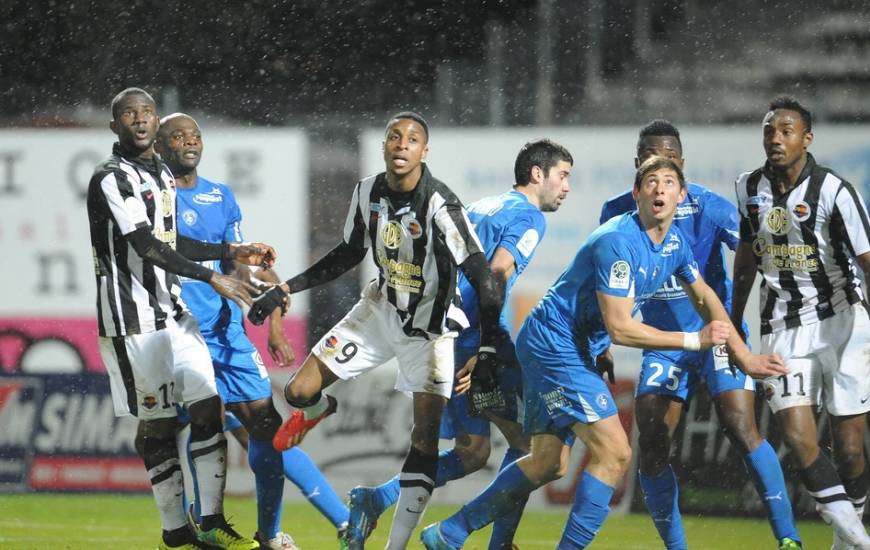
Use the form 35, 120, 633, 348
456, 190, 546, 348
525, 212, 699, 366
176, 176, 244, 337
600, 183, 739, 332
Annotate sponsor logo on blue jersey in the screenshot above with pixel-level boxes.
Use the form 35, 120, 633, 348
193, 187, 224, 205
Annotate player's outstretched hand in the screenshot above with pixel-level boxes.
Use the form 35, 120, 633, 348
247, 284, 289, 325
210, 272, 261, 308
738, 352, 788, 378
699, 320, 730, 348
268, 327, 296, 367
596, 347, 615, 384
229, 242, 277, 269
468, 347, 508, 418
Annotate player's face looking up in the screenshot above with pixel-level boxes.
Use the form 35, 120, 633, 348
636, 135, 684, 171
536, 160, 572, 212
763, 108, 813, 172
633, 165, 686, 225
110, 93, 159, 156
382, 118, 428, 186
155, 115, 202, 176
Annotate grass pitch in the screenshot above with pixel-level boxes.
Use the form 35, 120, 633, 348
0, 493, 836, 548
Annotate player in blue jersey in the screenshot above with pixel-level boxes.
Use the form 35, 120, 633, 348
343, 139, 572, 549
420, 156, 789, 550
155, 113, 350, 550
599, 120, 801, 550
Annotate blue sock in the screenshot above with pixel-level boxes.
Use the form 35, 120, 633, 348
745, 440, 800, 543
489, 448, 527, 550
639, 465, 687, 550
559, 471, 614, 548
373, 448, 466, 514
282, 447, 349, 528
249, 437, 285, 539
440, 461, 537, 548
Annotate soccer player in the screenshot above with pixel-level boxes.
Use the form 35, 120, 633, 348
599, 120, 801, 550
420, 156, 788, 550
731, 96, 870, 549
247, 111, 506, 550
154, 113, 350, 549
344, 139, 573, 549
87, 88, 274, 550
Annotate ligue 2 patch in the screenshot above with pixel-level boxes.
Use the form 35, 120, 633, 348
792, 201, 811, 223
608, 260, 630, 290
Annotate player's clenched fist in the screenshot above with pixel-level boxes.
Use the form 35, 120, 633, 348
247, 284, 289, 325
699, 319, 730, 348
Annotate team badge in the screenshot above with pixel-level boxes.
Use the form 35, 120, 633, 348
381, 221, 404, 249
141, 394, 158, 410
401, 215, 423, 239
321, 335, 341, 357
764, 206, 789, 235
792, 201, 811, 222
182, 209, 198, 226
608, 260, 630, 290
596, 393, 609, 409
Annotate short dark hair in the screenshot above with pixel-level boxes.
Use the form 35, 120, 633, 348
637, 119, 682, 153
633, 155, 686, 190
386, 111, 429, 141
111, 87, 155, 120
768, 95, 812, 132
513, 139, 573, 186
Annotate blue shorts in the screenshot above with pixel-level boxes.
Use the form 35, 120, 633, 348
516, 318, 614, 445
635, 346, 754, 401
439, 340, 522, 440
203, 326, 272, 405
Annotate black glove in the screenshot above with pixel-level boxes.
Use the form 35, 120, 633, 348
247, 285, 288, 325
468, 346, 507, 417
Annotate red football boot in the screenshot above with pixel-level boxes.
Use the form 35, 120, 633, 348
272, 394, 338, 450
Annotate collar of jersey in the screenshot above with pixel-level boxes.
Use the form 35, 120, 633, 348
763, 152, 816, 197
113, 142, 165, 178
376, 162, 432, 212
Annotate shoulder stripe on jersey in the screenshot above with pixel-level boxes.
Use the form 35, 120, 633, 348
838, 180, 870, 243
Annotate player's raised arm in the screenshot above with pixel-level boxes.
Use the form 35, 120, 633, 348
680, 276, 787, 378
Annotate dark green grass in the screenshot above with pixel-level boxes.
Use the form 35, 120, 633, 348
0, 494, 835, 548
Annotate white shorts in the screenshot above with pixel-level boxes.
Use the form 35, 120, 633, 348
313, 281, 456, 398
760, 303, 870, 416
100, 312, 218, 419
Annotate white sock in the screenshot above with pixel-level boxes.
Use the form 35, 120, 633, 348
190, 431, 228, 517
148, 457, 187, 531
819, 499, 870, 546
386, 482, 433, 550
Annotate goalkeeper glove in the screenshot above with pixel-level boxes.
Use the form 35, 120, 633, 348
468, 346, 508, 417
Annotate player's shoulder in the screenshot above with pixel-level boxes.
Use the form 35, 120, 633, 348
89, 151, 137, 189
592, 214, 638, 249
425, 170, 465, 208
600, 189, 635, 219
196, 175, 234, 196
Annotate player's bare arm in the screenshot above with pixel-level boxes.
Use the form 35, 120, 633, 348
254, 267, 296, 367
730, 240, 757, 340
597, 291, 698, 350
680, 276, 787, 378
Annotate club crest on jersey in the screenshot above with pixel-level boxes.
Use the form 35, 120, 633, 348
401, 215, 422, 239
596, 393, 609, 409
141, 394, 158, 410
381, 220, 404, 249
182, 209, 198, 226
792, 201, 811, 222
764, 206, 790, 235
609, 260, 630, 289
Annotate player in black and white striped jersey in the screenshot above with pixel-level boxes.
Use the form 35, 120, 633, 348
87, 87, 275, 550
248, 112, 506, 549
732, 95, 870, 550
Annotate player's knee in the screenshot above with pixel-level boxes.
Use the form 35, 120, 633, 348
455, 436, 491, 473
245, 404, 283, 440
834, 443, 865, 472
783, 431, 819, 464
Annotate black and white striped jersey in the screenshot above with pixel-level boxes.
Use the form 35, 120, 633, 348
343, 164, 483, 337
735, 153, 870, 334
87, 144, 184, 337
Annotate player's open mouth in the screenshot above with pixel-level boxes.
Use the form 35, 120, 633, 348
391, 157, 408, 167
